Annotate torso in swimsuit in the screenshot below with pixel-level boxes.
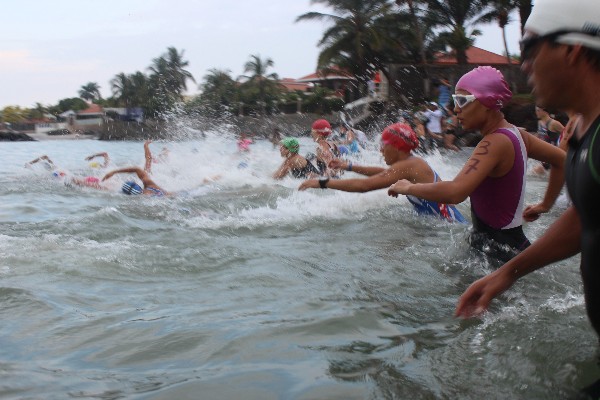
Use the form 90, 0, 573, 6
406, 171, 466, 223
468, 126, 530, 261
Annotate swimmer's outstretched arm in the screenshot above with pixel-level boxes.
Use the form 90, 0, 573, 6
329, 159, 384, 177
103, 167, 149, 182
102, 166, 163, 192
144, 140, 153, 173
27, 155, 54, 166
85, 152, 110, 167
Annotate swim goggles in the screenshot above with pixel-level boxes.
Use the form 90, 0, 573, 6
519, 31, 567, 61
452, 94, 477, 109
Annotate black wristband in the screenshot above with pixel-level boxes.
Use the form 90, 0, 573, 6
319, 177, 330, 189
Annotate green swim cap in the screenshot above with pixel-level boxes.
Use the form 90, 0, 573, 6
281, 137, 299, 153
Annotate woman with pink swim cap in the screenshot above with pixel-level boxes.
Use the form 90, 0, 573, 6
388, 66, 566, 262
299, 123, 466, 222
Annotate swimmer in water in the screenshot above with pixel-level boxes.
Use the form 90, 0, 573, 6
273, 137, 320, 179
387, 66, 565, 262
102, 167, 171, 196
26, 155, 107, 189
84, 152, 110, 169
310, 119, 341, 177
299, 123, 466, 223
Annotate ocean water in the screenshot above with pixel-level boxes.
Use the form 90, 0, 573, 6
0, 130, 594, 399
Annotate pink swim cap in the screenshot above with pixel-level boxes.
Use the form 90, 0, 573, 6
455, 66, 512, 110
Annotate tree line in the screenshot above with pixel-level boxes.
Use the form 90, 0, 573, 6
1, 0, 530, 124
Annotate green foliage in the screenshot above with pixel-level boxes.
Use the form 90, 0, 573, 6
187, 69, 238, 117
109, 46, 195, 119
79, 82, 102, 101
55, 98, 88, 113
296, 0, 397, 87
1, 106, 28, 123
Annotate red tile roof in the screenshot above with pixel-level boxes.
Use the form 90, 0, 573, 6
296, 68, 356, 83
78, 103, 104, 115
434, 46, 519, 65
279, 78, 311, 92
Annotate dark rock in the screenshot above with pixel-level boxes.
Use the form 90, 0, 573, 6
0, 131, 36, 141
47, 129, 71, 136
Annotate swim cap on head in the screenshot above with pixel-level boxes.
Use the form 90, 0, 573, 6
381, 123, 419, 153
89, 161, 100, 168
456, 66, 512, 110
525, 0, 600, 51
281, 137, 300, 153
122, 181, 143, 195
52, 171, 66, 178
84, 176, 100, 184
311, 119, 331, 136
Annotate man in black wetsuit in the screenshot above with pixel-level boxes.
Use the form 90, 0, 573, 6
454, 0, 600, 394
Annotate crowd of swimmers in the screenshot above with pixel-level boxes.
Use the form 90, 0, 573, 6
22, 0, 600, 393
279, 0, 600, 393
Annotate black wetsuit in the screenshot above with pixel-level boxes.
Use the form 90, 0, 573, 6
565, 116, 600, 336
290, 160, 319, 179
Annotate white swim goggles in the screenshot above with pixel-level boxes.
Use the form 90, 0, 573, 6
452, 94, 477, 109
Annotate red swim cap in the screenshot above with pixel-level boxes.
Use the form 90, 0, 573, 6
311, 119, 331, 136
381, 123, 419, 153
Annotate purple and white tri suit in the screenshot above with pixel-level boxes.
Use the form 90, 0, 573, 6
469, 126, 531, 262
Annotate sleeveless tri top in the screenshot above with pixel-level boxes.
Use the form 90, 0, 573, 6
470, 126, 527, 230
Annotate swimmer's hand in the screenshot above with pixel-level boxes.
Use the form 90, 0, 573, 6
455, 267, 517, 318
523, 202, 551, 222
328, 159, 347, 170
388, 179, 411, 197
298, 180, 319, 191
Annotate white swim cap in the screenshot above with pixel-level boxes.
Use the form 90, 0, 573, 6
525, 0, 600, 50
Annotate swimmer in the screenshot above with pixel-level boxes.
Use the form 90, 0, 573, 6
102, 167, 171, 197
237, 132, 253, 153
455, 2, 600, 394
310, 119, 341, 177
26, 155, 58, 171
84, 152, 110, 169
26, 155, 106, 189
388, 67, 565, 262
273, 137, 319, 179
299, 123, 466, 223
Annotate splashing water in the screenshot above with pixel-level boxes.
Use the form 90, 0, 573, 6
0, 123, 592, 399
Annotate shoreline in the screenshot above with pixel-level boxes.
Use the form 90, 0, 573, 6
27, 132, 99, 141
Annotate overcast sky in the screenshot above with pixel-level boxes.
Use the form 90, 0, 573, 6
1, 0, 525, 109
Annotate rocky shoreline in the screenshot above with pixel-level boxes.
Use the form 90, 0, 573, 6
2, 101, 541, 143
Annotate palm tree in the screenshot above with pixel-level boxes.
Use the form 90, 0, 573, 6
30, 102, 47, 119
423, 0, 494, 64
79, 82, 102, 102
487, 0, 519, 65
240, 54, 279, 115
395, 0, 427, 65
296, 0, 394, 94
516, 0, 532, 35
111, 72, 149, 108
146, 47, 195, 116
197, 68, 238, 115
